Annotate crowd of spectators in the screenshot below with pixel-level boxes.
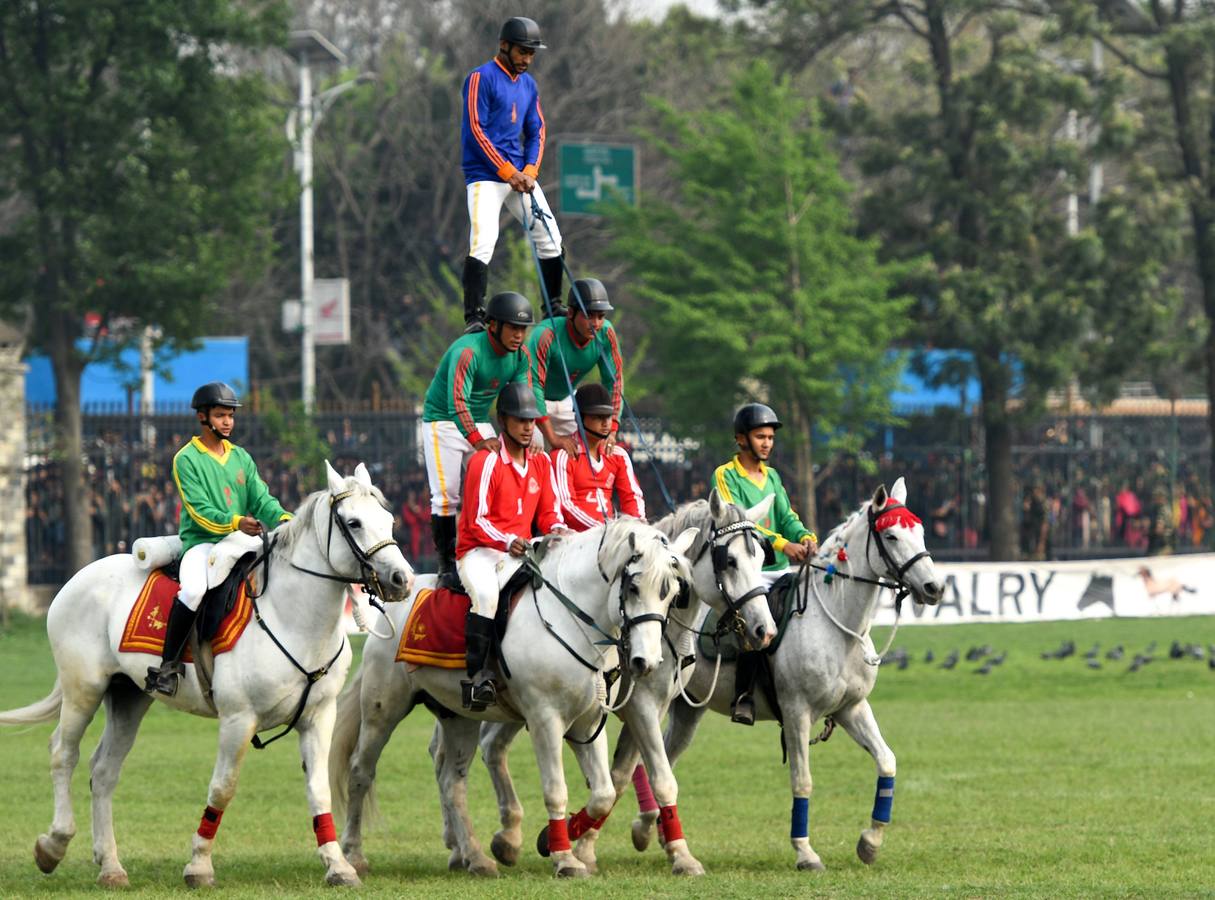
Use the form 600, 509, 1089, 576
23, 412, 1215, 582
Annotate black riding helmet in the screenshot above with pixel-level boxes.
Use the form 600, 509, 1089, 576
567, 278, 613, 315
496, 382, 541, 420
575, 382, 614, 418
486, 291, 535, 326
733, 403, 781, 435
499, 16, 546, 50
191, 382, 241, 411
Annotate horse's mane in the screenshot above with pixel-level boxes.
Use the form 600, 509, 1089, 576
269, 479, 390, 558
816, 501, 871, 558
596, 516, 691, 597
652, 498, 745, 561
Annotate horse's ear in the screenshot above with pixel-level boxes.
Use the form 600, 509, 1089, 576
745, 493, 775, 523
871, 483, 888, 509
354, 462, 373, 489
325, 460, 345, 495
709, 489, 727, 519
891, 477, 907, 504
671, 527, 699, 557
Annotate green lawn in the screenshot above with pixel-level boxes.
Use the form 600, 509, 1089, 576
0, 612, 1212, 898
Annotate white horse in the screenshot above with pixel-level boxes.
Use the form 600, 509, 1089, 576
328, 517, 696, 878
643, 477, 943, 871
462, 492, 779, 876
0, 462, 413, 888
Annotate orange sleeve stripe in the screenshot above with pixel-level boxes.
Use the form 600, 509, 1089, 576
452, 348, 477, 439
608, 328, 623, 419
533, 97, 546, 171
468, 73, 508, 171
536, 330, 553, 388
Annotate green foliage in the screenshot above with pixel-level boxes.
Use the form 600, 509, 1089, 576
609, 61, 911, 459
255, 395, 330, 486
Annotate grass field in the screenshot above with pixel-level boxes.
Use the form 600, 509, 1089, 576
1, 611, 1212, 898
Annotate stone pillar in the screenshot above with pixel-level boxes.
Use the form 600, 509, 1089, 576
0, 322, 29, 615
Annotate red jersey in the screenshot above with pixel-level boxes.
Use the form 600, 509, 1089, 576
457, 446, 565, 556
551, 446, 645, 532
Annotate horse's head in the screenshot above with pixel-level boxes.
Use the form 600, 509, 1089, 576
696, 490, 777, 649
320, 461, 414, 602
862, 477, 942, 605
601, 520, 697, 679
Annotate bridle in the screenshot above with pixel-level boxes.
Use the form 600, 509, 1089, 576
289, 488, 399, 606
693, 518, 771, 638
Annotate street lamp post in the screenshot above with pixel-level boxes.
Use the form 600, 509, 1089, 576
287, 31, 370, 415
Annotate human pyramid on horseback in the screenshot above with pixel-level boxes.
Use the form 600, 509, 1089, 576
1, 12, 947, 888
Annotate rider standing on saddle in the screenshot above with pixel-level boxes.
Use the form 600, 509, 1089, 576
456, 382, 567, 710
145, 382, 292, 696
460, 16, 564, 332
714, 403, 818, 726
528, 278, 623, 457
423, 292, 535, 589
551, 382, 644, 530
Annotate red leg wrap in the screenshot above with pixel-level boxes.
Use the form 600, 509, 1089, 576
658, 804, 684, 843
547, 817, 571, 853
197, 805, 223, 840
568, 809, 610, 840
633, 764, 659, 813
313, 813, 337, 846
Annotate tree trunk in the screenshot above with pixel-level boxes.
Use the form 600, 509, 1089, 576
980, 379, 1017, 561
787, 403, 818, 532
49, 338, 91, 576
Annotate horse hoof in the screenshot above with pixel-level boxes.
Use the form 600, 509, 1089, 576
857, 835, 880, 865
183, 872, 216, 889
797, 857, 827, 871
672, 859, 706, 876
325, 870, 362, 887
631, 816, 654, 852
447, 848, 467, 871
491, 833, 519, 867
535, 825, 551, 858
34, 835, 62, 874
97, 870, 129, 888
347, 854, 369, 878
555, 860, 589, 878
467, 859, 499, 878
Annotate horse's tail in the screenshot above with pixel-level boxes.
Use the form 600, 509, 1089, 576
0, 680, 63, 726
329, 665, 379, 822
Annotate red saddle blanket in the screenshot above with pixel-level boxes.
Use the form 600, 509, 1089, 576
397, 587, 469, 669
119, 569, 252, 662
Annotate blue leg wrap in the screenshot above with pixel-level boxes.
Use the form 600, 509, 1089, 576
790, 796, 809, 840
872, 775, 895, 823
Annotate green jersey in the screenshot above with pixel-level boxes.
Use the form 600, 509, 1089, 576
527, 316, 623, 426
713, 455, 813, 570
422, 332, 533, 442
172, 437, 291, 552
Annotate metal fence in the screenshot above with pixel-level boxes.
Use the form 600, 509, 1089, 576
23, 405, 1214, 584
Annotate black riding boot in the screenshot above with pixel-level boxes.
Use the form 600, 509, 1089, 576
731, 650, 763, 726
144, 597, 199, 696
462, 256, 489, 333
461, 612, 497, 710
538, 254, 566, 318
432, 515, 463, 591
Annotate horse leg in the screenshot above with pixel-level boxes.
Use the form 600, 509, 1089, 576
528, 717, 586, 878
626, 697, 704, 876
834, 699, 896, 865
182, 712, 257, 888
563, 719, 617, 876
36, 682, 105, 875
296, 701, 361, 886
340, 682, 412, 878
428, 722, 462, 869
783, 701, 825, 872
479, 721, 525, 867
433, 717, 498, 877
89, 678, 153, 887
631, 694, 707, 853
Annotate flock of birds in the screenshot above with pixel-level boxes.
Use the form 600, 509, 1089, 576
880, 639, 1215, 674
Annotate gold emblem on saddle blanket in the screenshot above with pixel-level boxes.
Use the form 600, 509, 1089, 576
146, 606, 167, 632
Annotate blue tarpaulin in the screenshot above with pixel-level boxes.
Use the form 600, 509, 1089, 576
24, 337, 249, 409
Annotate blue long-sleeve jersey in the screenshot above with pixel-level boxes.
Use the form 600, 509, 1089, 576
461, 58, 546, 186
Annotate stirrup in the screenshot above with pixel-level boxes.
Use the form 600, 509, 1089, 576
461, 673, 497, 711
731, 694, 755, 727
463, 317, 486, 334
145, 662, 184, 697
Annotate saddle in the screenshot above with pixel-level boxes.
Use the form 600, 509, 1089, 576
697, 571, 800, 663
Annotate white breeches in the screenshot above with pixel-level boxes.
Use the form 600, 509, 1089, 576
177, 531, 265, 611
422, 419, 496, 517
542, 397, 576, 447
467, 181, 562, 264
457, 546, 524, 619
762, 568, 791, 590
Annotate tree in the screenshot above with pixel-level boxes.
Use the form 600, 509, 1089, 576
608, 61, 913, 527
0, 0, 289, 573
729, 1, 1183, 558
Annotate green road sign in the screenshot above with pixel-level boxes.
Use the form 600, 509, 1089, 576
558, 142, 637, 216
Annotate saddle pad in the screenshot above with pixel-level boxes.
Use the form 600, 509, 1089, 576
397, 588, 469, 669
119, 570, 252, 661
